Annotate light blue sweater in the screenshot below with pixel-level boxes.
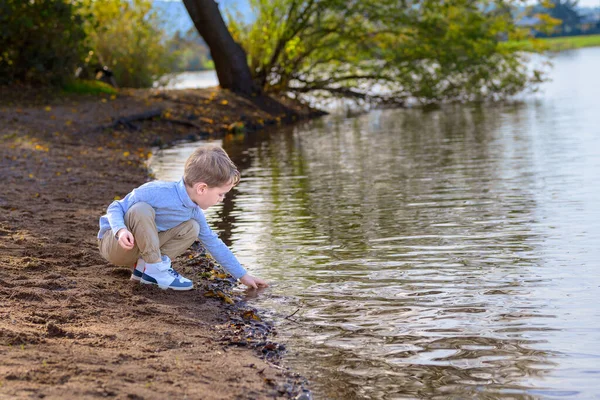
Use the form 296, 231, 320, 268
98, 178, 247, 279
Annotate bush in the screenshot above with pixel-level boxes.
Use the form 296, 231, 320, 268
0, 0, 88, 85
82, 0, 179, 88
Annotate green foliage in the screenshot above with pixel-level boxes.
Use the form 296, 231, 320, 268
227, 0, 549, 105
62, 79, 117, 95
81, 0, 178, 88
0, 0, 88, 85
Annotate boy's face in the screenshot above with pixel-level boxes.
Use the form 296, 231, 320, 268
193, 181, 234, 210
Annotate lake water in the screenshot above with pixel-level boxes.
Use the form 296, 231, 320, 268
160, 70, 218, 90
150, 48, 600, 399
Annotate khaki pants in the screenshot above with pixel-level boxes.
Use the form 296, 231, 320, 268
98, 202, 199, 267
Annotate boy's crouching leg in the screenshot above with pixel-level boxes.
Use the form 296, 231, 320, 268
125, 202, 161, 263
158, 219, 200, 261
98, 202, 162, 282
98, 230, 140, 267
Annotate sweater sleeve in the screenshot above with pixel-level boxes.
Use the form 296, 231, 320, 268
195, 212, 247, 280
106, 190, 139, 236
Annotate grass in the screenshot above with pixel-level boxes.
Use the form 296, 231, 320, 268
62, 79, 118, 96
508, 34, 600, 53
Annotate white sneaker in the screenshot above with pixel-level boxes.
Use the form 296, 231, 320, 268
140, 255, 193, 291
130, 258, 145, 281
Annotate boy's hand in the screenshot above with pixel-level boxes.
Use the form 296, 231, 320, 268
240, 274, 269, 289
116, 228, 135, 250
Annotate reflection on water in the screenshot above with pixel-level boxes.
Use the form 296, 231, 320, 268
151, 48, 600, 399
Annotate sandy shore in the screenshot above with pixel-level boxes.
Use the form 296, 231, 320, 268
0, 86, 321, 399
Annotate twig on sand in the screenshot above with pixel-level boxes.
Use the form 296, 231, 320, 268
160, 118, 204, 130
104, 109, 163, 130
266, 360, 288, 371
74, 109, 164, 135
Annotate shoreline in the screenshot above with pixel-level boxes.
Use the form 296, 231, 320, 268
0, 86, 322, 399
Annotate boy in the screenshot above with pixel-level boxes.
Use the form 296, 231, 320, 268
97, 145, 268, 291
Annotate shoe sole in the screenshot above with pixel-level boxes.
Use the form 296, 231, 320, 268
140, 278, 194, 291
130, 269, 143, 282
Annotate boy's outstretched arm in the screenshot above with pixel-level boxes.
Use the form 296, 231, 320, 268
240, 274, 269, 289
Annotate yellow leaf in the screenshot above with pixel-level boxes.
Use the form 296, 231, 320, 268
211, 271, 228, 280
44, 106, 51, 111
221, 100, 228, 105
110, 95, 116, 100
123, 151, 130, 157
114, 195, 121, 200
65, 120, 72, 126
242, 310, 262, 321
28, 174, 34, 178
218, 292, 235, 304
101, 98, 107, 103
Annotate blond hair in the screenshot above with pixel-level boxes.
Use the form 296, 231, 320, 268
183, 145, 240, 188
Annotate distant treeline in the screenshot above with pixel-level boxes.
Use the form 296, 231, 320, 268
526, 1, 600, 38
168, 29, 213, 72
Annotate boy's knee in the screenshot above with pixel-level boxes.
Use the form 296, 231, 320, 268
125, 202, 155, 222
179, 220, 200, 238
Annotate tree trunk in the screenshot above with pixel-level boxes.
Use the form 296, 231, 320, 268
182, 0, 258, 96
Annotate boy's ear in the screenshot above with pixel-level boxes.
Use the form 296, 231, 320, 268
194, 182, 208, 194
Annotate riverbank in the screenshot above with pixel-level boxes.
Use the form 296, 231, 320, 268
0, 85, 323, 399
508, 33, 600, 52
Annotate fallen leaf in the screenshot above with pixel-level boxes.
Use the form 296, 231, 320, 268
218, 292, 235, 304
242, 310, 262, 321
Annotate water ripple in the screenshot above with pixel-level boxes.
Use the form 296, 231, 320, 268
151, 48, 600, 399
